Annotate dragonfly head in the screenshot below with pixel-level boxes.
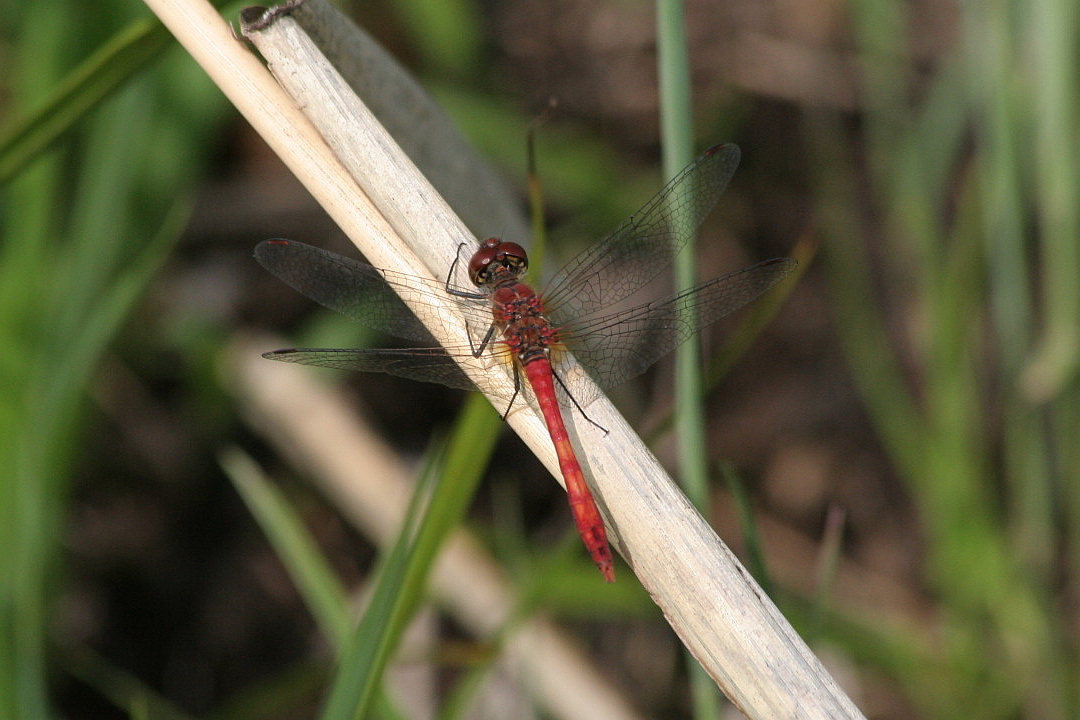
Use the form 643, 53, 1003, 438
468, 238, 529, 286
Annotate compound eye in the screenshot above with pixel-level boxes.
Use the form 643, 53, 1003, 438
468, 243, 499, 285
495, 242, 528, 272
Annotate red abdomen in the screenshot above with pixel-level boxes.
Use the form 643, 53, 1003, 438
522, 357, 614, 581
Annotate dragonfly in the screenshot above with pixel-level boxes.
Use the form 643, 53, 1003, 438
255, 144, 797, 582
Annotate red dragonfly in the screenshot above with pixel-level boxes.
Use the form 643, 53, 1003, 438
256, 144, 796, 582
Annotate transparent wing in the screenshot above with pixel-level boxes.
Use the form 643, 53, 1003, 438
543, 144, 741, 325
555, 257, 797, 404
262, 346, 477, 391
262, 340, 522, 403
255, 239, 495, 344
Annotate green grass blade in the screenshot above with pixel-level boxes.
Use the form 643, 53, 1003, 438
0, 3, 226, 708
1025, 0, 1080, 397
4, 192, 185, 720
719, 462, 772, 598
525, 118, 550, 282
0, 16, 170, 181
656, 2, 724, 718
61, 647, 198, 720
221, 448, 354, 646
320, 394, 499, 719
656, 0, 707, 510
318, 437, 443, 720
0, 0, 239, 182
806, 115, 925, 480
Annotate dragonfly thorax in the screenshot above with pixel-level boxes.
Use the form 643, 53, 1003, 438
468, 238, 528, 287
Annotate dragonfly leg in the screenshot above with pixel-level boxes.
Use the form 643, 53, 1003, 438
445, 243, 487, 299
553, 370, 609, 436
500, 365, 522, 420
469, 323, 497, 357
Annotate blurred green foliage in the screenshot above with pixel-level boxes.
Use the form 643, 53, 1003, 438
0, 1, 231, 716
808, 1, 1080, 717
1, 0, 1079, 718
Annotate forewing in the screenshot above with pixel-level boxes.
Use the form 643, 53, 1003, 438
255, 240, 494, 344
543, 145, 741, 324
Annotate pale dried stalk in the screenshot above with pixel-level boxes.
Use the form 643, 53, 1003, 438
143, 0, 864, 716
